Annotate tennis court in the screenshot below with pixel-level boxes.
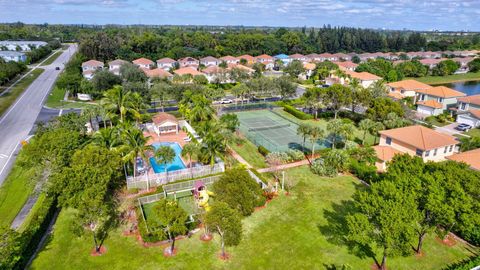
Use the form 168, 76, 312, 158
236, 109, 330, 152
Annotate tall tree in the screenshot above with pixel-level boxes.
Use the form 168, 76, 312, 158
321, 84, 352, 119
206, 202, 242, 259
154, 145, 176, 179
308, 126, 325, 155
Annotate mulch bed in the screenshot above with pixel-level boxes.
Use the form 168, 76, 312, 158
90, 246, 107, 256
370, 263, 387, 270
436, 234, 457, 247
218, 252, 231, 261
200, 233, 213, 242
414, 250, 426, 258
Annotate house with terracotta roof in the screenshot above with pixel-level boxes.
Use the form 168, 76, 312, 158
255, 54, 274, 64
108, 59, 127, 76
151, 112, 179, 134
305, 53, 321, 62
374, 125, 458, 171
419, 58, 443, 69
142, 68, 173, 80
157, 58, 177, 70
456, 94, 480, 127
219, 55, 239, 64
228, 63, 255, 75
202, 66, 230, 83
333, 61, 358, 71
386, 79, 432, 99
173, 67, 205, 77
344, 70, 381, 88
447, 148, 480, 171
237, 54, 255, 65
289, 53, 307, 63
200, 56, 220, 67
178, 57, 199, 69
260, 61, 275, 70
332, 53, 350, 61
415, 86, 466, 116
82, 60, 104, 79
300, 63, 316, 80
132, 58, 154, 69
319, 53, 336, 62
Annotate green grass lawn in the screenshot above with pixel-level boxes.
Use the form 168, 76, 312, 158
45, 87, 98, 109
0, 162, 40, 227
0, 68, 44, 117
31, 166, 476, 270
464, 127, 480, 138
229, 136, 268, 169
41, 51, 63, 66
411, 72, 480, 85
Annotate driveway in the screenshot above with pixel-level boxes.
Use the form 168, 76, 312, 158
434, 122, 469, 137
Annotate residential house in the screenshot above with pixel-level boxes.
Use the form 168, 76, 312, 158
237, 54, 255, 65
386, 79, 432, 99
332, 53, 350, 61
456, 94, 480, 127
156, 58, 177, 71
219, 55, 239, 64
108, 59, 127, 75
200, 56, 220, 67
419, 58, 443, 69
305, 53, 321, 62
0, 51, 27, 62
333, 61, 358, 71
300, 63, 316, 80
344, 70, 381, 88
255, 54, 274, 64
318, 53, 336, 62
142, 68, 173, 80
227, 63, 255, 76
152, 112, 179, 134
274, 54, 291, 66
178, 57, 199, 69
289, 53, 307, 63
0, 41, 47, 51
374, 125, 458, 171
415, 86, 466, 116
173, 67, 205, 77
451, 57, 474, 73
447, 148, 480, 171
202, 66, 230, 83
133, 58, 154, 69
81, 60, 104, 80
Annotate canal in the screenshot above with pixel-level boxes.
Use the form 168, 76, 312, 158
439, 80, 480, 96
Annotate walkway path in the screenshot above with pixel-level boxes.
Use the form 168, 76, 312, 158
228, 148, 252, 168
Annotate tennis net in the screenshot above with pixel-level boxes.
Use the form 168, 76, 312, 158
248, 123, 290, 132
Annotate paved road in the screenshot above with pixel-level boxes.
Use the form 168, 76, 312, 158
0, 44, 77, 185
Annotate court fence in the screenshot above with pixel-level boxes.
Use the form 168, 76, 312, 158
219, 102, 277, 114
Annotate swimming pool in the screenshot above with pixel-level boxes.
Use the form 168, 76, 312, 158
149, 142, 187, 173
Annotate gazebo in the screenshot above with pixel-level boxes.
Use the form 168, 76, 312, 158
152, 112, 179, 134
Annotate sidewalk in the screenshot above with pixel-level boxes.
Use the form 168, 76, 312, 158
228, 148, 252, 168
257, 159, 310, 173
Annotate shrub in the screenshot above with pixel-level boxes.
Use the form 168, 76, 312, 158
213, 168, 266, 216
258, 145, 270, 157
283, 105, 313, 120
311, 159, 337, 177
266, 152, 291, 163
349, 160, 379, 184
311, 149, 350, 177
285, 149, 304, 161
443, 255, 480, 270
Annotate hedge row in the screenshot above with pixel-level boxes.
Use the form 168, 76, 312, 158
283, 105, 313, 120
443, 255, 480, 270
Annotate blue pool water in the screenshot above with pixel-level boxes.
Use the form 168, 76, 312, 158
149, 142, 186, 173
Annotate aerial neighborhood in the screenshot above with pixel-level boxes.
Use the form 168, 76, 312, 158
0, 17, 480, 270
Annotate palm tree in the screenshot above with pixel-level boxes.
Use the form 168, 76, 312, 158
327, 119, 343, 149
339, 122, 355, 149
368, 80, 388, 97
369, 122, 385, 145
348, 78, 361, 112
358, 118, 376, 145
121, 126, 153, 188
100, 85, 138, 123
308, 126, 325, 157
92, 127, 121, 150
199, 133, 226, 167
82, 105, 99, 132
155, 145, 176, 182
181, 142, 199, 178
297, 124, 311, 153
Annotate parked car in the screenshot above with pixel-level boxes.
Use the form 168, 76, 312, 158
55, 67, 60, 70
220, 99, 233, 104
455, 123, 472, 131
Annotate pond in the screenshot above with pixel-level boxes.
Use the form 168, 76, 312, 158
438, 80, 480, 96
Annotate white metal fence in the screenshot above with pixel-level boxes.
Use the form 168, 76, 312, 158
127, 162, 225, 189
163, 175, 221, 194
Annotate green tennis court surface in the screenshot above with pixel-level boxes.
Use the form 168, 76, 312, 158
235, 109, 330, 152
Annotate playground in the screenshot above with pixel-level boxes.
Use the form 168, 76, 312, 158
235, 109, 330, 152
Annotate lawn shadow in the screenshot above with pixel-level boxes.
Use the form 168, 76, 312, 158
317, 196, 378, 264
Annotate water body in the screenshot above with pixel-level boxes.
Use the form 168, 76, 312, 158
439, 81, 480, 96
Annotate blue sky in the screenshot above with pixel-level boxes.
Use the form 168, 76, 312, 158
1, 0, 479, 31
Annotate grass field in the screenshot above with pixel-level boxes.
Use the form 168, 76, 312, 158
229, 136, 268, 169
412, 72, 480, 85
0, 68, 44, 117
31, 166, 476, 270
41, 51, 63, 66
0, 161, 40, 227
45, 87, 98, 109
464, 127, 480, 138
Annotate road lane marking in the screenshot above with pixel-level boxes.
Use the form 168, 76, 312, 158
0, 154, 8, 159
0, 143, 21, 177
